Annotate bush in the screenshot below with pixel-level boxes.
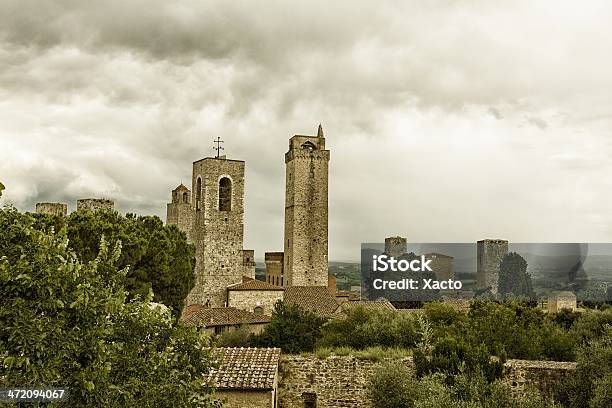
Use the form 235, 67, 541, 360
366, 361, 415, 408
250, 301, 325, 353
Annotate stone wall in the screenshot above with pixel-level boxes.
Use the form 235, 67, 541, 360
243, 250, 256, 279
278, 355, 576, 408
76, 198, 114, 212
214, 389, 274, 408
187, 157, 245, 307
228, 289, 284, 316
35, 202, 67, 216
266, 252, 285, 287
477, 239, 508, 293
384, 236, 407, 257
284, 132, 329, 287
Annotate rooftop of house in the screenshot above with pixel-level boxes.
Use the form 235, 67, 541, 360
334, 299, 396, 316
182, 307, 271, 327
206, 347, 281, 391
227, 279, 285, 291
284, 286, 339, 317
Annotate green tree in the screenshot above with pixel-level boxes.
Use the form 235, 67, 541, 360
0, 181, 4, 197
366, 361, 415, 408
33, 210, 196, 316
250, 301, 325, 353
559, 325, 612, 408
0, 207, 216, 407
498, 252, 534, 298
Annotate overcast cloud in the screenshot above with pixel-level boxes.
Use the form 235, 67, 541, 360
1, 0, 612, 261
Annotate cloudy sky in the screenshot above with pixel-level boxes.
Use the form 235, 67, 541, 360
1, 1, 612, 261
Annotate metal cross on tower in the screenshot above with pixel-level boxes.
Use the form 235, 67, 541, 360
213, 137, 224, 158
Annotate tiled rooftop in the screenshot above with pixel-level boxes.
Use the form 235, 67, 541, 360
284, 286, 339, 317
227, 279, 285, 291
182, 307, 271, 327
206, 347, 281, 390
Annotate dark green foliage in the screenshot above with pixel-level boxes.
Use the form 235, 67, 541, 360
32, 209, 195, 315
466, 301, 575, 361
558, 326, 612, 408
498, 252, 534, 298
367, 363, 555, 408
218, 326, 251, 347
318, 307, 420, 349
414, 336, 504, 384
0, 207, 216, 407
366, 361, 415, 408
0, 181, 4, 197
250, 301, 326, 353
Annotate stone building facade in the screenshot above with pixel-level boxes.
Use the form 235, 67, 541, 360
227, 279, 285, 316
76, 198, 114, 212
243, 249, 256, 279
384, 236, 407, 257
284, 125, 330, 287
265, 252, 285, 287
548, 291, 577, 313
184, 157, 246, 307
166, 183, 194, 241
35, 202, 67, 216
425, 252, 454, 281
477, 239, 508, 294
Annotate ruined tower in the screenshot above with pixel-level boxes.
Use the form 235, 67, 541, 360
166, 183, 194, 242
477, 239, 508, 294
284, 125, 330, 286
186, 157, 245, 307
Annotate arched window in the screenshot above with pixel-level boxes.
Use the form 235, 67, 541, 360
219, 177, 231, 211
182, 192, 189, 203
301, 141, 317, 151
254, 306, 263, 315
196, 177, 202, 210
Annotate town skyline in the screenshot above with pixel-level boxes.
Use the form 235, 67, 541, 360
2, 1, 612, 261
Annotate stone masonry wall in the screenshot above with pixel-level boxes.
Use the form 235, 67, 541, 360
477, 239, 508, 293
214, 389, 274, 408
227, 289, 284, 316
187, 157, 245, 307
35, 202, 67, 216
278, 355, 576, 408
284, 134, 329, 287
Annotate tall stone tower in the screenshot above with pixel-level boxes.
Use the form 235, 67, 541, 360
166, 184, 194, 242
284, 125, 330, 286
385, 236, 407, 258
477, 239, 508, 294
186, 157, 245, 307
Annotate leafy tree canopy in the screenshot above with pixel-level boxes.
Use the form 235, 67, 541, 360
250, 301, 326, 353
0, 207, 216, 407
32, 209, 195, 316
498, 252, 535, 299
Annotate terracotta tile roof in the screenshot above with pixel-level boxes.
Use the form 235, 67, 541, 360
334, 299, 396, 316
284, 286, 339, 317
182, 307, 271, 327
227, 279, 285, 291
182, 303, 206, 319
207, 347, 281, 390
242, 275, 254, 282
336, 290, 361, 300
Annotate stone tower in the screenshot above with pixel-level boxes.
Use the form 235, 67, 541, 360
477, 239, 508, 294
35, 202, 68, 216
284, 125, 330, 286
385, 236, 407, 258
186, 157, 245, 307
166, 183, 194, 242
